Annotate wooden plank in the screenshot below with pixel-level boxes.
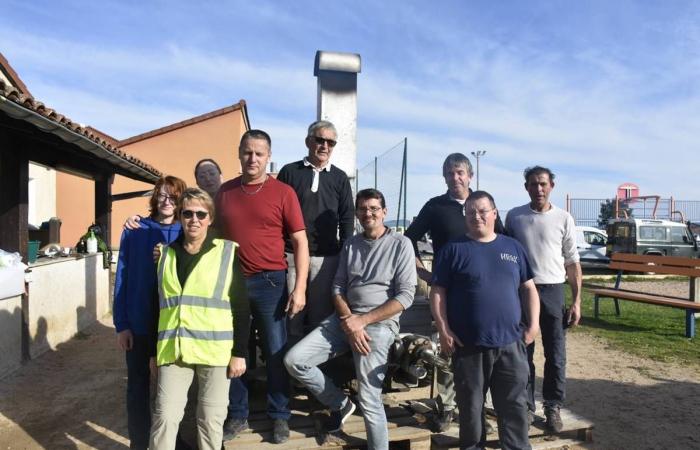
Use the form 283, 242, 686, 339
587, 287, 700, 310
611, 252, 700, 268
608, 261, 700, 277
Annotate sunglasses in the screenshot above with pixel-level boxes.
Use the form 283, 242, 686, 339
181, 210, 209, 220
312, 136, 337, 148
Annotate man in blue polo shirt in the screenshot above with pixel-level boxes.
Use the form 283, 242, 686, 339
430, 191, 540, 450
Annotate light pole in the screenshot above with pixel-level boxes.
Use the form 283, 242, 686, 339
470, 150, 486, 190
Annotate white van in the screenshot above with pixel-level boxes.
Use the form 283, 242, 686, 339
575, 226, 609, 265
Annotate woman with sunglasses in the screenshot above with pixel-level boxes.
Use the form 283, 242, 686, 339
113, 175, 187, 450
149, 187, 250, 450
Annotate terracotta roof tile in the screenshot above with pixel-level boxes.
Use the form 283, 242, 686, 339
0, 78, 161, 177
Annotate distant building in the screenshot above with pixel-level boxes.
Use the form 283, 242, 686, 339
57, 102, 251, 246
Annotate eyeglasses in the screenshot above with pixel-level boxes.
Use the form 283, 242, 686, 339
157, 193, 177, 204
357, 206, 383, 214
312, 136, 337, 148
465, 208, 495, 220
181, 210, 209, 220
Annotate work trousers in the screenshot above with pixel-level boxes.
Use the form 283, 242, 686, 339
284, 314, 395, 450
124, 334, 151, 450
228, 270, 291, 420
452, 341, 531, 450
149, 362, 229, 450
286, 253, 339, 345
526, 284, 566, 412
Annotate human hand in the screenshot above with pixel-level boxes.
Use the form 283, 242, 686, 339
152, 243, 162, 263
348, 328, 373, 355
116, 329, 133, 351
438, 327, 463, 357
227, 356, 247, 378
566, 302, 581, 327
285, 288, 306, 318
124, 215, 142, 230
340, 314, 366, 335
523, 325, 539, 345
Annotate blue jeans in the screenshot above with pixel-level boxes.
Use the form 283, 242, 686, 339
125, 334, 151, 450
284, 314, 395, 450
228, 270, 290, 420
527, 284, 566, 411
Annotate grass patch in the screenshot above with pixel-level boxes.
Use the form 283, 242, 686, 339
573, 287, 700, 366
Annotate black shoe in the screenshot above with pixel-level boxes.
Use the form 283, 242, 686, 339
327, 398, 356, 432
528, 410, 535, 426
222, 417, 248, 441
432, 409, 455, 433
544, 406, 563, 433
272, 419, 290, 444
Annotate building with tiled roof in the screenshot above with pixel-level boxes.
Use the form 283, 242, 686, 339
57, 100, 250, 246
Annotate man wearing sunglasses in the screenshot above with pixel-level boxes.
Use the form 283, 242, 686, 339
277, 120, 355, 344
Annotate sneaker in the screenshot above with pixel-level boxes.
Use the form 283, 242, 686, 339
272, 419, 290, 444
544, 406, 563, 433
327, 398, 356, 432
432, 409, 455, 433
222, 417, 248, 441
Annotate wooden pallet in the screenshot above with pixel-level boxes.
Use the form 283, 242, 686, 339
223, 400, 431, 450
425, 400, 593, 450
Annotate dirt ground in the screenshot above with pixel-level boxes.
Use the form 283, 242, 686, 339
1, 281, 698, 449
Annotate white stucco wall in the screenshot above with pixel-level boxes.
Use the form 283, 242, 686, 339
0, 294, 23, 379
25, 254, 109, 359
28, 162, 56, 227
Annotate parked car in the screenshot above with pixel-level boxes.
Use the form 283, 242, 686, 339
605, 218, 700, 258
575, 226, 609, 265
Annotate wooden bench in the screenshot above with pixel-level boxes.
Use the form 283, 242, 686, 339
585, 253, 700, 338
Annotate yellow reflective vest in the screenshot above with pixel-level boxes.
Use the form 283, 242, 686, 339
156, 238, 237, 367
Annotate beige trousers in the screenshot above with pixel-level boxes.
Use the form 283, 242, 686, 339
149, 362, 229, 450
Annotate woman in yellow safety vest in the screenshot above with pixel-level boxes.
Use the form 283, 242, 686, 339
148, 187, 250, 450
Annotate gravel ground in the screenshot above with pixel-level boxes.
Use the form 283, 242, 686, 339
0, 280, 697, 449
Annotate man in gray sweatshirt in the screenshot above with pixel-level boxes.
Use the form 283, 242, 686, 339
284, 188, 417, 450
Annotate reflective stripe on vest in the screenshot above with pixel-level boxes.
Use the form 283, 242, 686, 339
156, 239, 237, 367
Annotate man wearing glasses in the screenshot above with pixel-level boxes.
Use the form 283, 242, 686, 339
277, 120, 355, 344
430, 191, 539, 450
284, 188, 416, 450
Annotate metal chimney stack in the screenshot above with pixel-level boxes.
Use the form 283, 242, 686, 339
314, 50, 361, 184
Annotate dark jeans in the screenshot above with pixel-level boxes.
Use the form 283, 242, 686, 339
125, 334, 151, 450
228, 270, 291, 420
452, 341, 530, 450
526, 283, 566, 412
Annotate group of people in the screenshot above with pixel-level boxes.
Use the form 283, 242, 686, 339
113, 118, 581, 450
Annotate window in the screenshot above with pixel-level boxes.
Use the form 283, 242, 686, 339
670, 227, 690, 244
614, 225, 631, 238
639, 226, 667, 241
584, 231, 606, 246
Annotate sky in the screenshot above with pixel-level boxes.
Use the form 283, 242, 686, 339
2, 0, 700, 218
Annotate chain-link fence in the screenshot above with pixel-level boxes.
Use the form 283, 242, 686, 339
567, 196, 700, 227
355, 138, 408, 231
